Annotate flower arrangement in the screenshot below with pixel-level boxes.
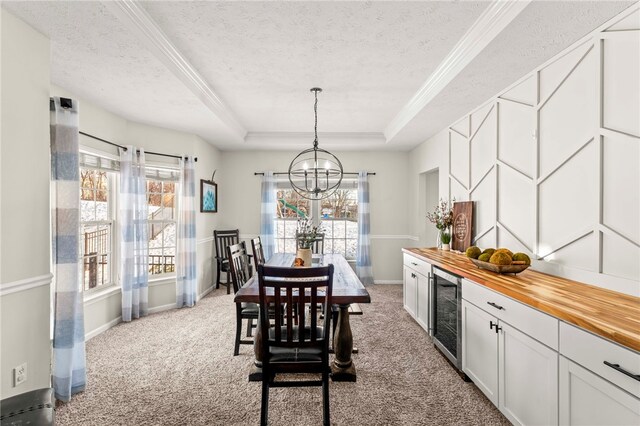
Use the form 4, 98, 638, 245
427, 198, 455, 246
296, 217, 323, 249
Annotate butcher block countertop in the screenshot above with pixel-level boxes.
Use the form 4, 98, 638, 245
403, 247, 640, 353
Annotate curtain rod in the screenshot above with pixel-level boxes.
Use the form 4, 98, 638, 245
254, 172, 375, 176
79, 131, 198, 162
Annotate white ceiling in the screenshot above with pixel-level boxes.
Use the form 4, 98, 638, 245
3, 1, 635, 151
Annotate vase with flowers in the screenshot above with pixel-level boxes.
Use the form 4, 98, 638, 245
427, 198, 455, 250
295, 217, 322, 267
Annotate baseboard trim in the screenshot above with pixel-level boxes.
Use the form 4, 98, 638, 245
85, 316, 121, 341
374, 280, 403, 285
0, 273, 53, 297
197, 285, 214, 301
148, 302, 177, 314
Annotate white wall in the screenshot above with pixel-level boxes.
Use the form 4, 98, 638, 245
218, 150, 411, 282
409, 5, 640, 297
0, 8, 53, 399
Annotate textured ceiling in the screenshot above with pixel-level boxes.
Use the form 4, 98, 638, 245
2, 1, 636, 151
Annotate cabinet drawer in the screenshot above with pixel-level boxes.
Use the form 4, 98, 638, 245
462, 279, 558, 350
560, 322, 640, 397
403, 253, 431, 278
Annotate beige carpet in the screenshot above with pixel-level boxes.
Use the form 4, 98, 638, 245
55, 285, 508, 425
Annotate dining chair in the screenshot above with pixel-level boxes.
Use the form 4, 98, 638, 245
214, 229, 240, 294
228, 242, 258, 356
295, 232, 325, 254
257, 263, 334, 426
251, 236, 266, 266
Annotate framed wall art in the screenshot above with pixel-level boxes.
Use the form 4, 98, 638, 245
200, 179, 217, 213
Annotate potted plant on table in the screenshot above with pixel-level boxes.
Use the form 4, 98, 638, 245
427, 198, 455, 250
295, 217, 322, 267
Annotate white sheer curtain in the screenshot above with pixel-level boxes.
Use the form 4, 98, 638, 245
119, 146, 149, 321
357, 171, 373, 285
176, 157, 197, 307
50, 96, 86, 401
260, 172, 277, 260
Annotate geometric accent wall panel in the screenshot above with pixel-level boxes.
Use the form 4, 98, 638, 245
541, 233, 598, 273
605, 9, 640, 31
539, 48, 596, 178
603, 135, 640, 244
471, 168, 496, 243
450, 176, 468, 202
498, 165, 534, 251
471, 103, 494, 135
498, 101, 535, 178
500, 75, 536, 106
603, 233, 640, 281
539, 42, 592, 102
450, 131, 469, 187
470, 106, 496, 187
603, 38, 640, 137
538, 143, 597, 250
451, 117, 469, 137
497, 227, 531, 256
475, 226, 496, 249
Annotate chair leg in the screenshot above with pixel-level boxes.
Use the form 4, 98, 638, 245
226, 270, 231, 294
260, 379, 269, 426
246, 318, 253, 337
234, 310, 242, 356
322, 369, 330, 426
216, 262, 221, 289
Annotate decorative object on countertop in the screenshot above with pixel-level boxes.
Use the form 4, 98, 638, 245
441, 231, 451, 251
427, 198, 455, 249
465, 245, 531, 274
452, 201, 473, 252
288, 87, 343, 200
294, 217, 323, 267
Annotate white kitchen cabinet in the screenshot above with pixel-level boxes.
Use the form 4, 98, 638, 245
462, 280, 559, 426
403, 266, 417, 318
559, 356, 640, 425
403, 254, 433, 333
462, 299, 499, 405
499, 322, 558, 426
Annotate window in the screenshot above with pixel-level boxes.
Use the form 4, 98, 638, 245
80, 168, 114, 291
274, 183, 359, 260
147, 179, 176, 275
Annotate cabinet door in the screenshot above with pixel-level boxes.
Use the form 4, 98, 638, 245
559, 356, 640, 426
416, 272, 430, 331
403, 266, 417, 318
499, 322, 558, 426
462, 300, 499, 405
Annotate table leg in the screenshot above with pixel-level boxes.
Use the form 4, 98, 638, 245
331, 304, 357, 382
248, 308, 263, 382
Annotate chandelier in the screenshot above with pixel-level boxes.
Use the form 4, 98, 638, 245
288, 88, 343, 200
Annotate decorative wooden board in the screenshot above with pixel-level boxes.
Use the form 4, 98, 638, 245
469, 258, 529, 274
402, 247, 640, 353
452, 201, 473, 252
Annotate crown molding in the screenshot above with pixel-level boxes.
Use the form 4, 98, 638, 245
103, 0, 247, 142
384, 0, 531, 143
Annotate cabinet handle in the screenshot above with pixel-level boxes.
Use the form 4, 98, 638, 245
489, 320, 497, 330
495, 325, 502, 333
604, 361, 640, 382
411, 273, 416, 279
411, 262, 418, 266
487, 302, 504, 310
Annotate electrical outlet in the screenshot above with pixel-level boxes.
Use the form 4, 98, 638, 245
13, 363, 27, 386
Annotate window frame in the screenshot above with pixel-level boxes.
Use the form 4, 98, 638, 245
146, 177, 177, 277
273, 179, 359, 260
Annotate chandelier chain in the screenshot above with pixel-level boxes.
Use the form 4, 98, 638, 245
313, 89, 318, 148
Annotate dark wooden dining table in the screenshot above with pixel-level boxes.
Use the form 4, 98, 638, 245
234, 253, 371, 382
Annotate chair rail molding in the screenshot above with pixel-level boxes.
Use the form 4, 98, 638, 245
0, 273, 53, 297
